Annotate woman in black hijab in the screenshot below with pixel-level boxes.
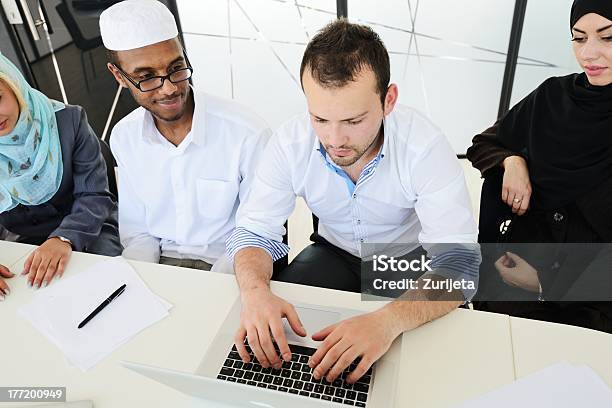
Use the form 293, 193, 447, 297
466, 0, 612, 333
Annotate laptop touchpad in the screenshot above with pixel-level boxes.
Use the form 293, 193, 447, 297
282, 306, 341, 344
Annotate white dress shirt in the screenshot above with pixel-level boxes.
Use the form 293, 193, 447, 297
111, 88, 271, 264
227, 105, 480, 287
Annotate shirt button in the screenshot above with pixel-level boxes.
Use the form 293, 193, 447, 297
553, 212, 564, 222
352, 193, 357, 199
356, 219, 361, 224
360, 238, 364, 243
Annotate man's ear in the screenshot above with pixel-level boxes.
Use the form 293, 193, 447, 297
383, 83, 399, 116
107, 63, 128, 88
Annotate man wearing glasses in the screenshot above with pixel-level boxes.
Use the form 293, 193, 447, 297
100, 0, 270, 270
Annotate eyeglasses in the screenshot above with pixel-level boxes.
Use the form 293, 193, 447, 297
114, 64, 193, 92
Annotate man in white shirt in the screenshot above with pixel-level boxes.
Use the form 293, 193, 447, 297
100, 0, 270, 270
227, 20, 480, 383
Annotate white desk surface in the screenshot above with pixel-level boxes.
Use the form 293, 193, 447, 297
3, 242, 610, 407
398, 310, 514, 407
0, 242, 36, 271
510, 316, 612, 386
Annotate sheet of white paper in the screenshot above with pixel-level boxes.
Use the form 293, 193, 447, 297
573, 364, 612, 392
19, 257, 171, 371
454, 362, 612, 408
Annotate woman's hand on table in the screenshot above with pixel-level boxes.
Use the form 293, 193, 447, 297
22, 237, 72, 289
0, 264, 15, 300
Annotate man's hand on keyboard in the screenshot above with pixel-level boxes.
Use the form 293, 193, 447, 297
308, 309, 400, 383
235, 287, 307, 369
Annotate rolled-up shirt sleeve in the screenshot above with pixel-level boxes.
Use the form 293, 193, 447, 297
227, 131, 296, 261
411, 133, 481, 300
226, 227, 289, 261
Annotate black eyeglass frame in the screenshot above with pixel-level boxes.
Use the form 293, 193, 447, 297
113, 51, 194, 92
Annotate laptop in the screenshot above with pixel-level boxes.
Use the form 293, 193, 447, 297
123, 298, 402, 407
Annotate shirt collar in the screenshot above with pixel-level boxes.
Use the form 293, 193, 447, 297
190, 87, 205, 147
380, 116, 390, 159
313, 122, 387, 169
141, 85, 205, 148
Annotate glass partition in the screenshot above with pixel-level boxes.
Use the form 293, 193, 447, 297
510, 0, 578, 106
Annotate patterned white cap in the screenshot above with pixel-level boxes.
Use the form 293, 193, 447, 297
99, 0, 178, 51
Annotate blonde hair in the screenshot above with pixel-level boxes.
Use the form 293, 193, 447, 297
0, 72, 27, 113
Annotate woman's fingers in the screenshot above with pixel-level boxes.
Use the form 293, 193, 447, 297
42, 256, 61, 287
502, 156, 532, 214
517, 194, 530, 216
511, 195, 522, 213
0, 264, 14, 279
0, 279, 10, 299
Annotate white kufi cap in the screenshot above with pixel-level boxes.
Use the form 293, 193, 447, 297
99, 0, 178, 51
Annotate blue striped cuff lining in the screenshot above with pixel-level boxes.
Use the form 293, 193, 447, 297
430, 247, 481, 279
227, 227, 290, 262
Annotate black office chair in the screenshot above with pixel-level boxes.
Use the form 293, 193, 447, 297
312, 213, 319, 235
98, 138, 118, 198
271, 222, 289, 273
56, 2, 103, 92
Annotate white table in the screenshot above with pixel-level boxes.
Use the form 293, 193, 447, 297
397, 310, 514, 407
0, 242, 36, 271
2, 242, 610, 407
0, 244, 513, 407
510, 316, 612, 386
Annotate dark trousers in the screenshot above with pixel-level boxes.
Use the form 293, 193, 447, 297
274, 234, 362, 293
273, 234, 428, 297
159, 256, 212, 271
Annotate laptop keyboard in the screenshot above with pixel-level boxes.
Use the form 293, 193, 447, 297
216, 342, 373, 406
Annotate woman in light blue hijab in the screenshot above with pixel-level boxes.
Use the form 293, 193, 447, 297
0, 54, 65, 212
0, 54, 121, 299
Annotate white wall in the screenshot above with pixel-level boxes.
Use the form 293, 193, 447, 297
177, 0, 518, 154
179, 0, 335, 130
348, 0, 514, 154
511, 0, 579, 105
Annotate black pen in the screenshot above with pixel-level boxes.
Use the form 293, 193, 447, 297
78, 284, 127, 329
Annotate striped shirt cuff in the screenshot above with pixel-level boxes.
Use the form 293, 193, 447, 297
429, 245, 481, 301
227, 227, 290, 262
430, 246, 481, 278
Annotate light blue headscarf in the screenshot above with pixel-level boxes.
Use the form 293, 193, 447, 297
0, 53, 64, 213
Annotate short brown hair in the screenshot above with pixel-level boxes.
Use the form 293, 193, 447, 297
300, 19, 390, 104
